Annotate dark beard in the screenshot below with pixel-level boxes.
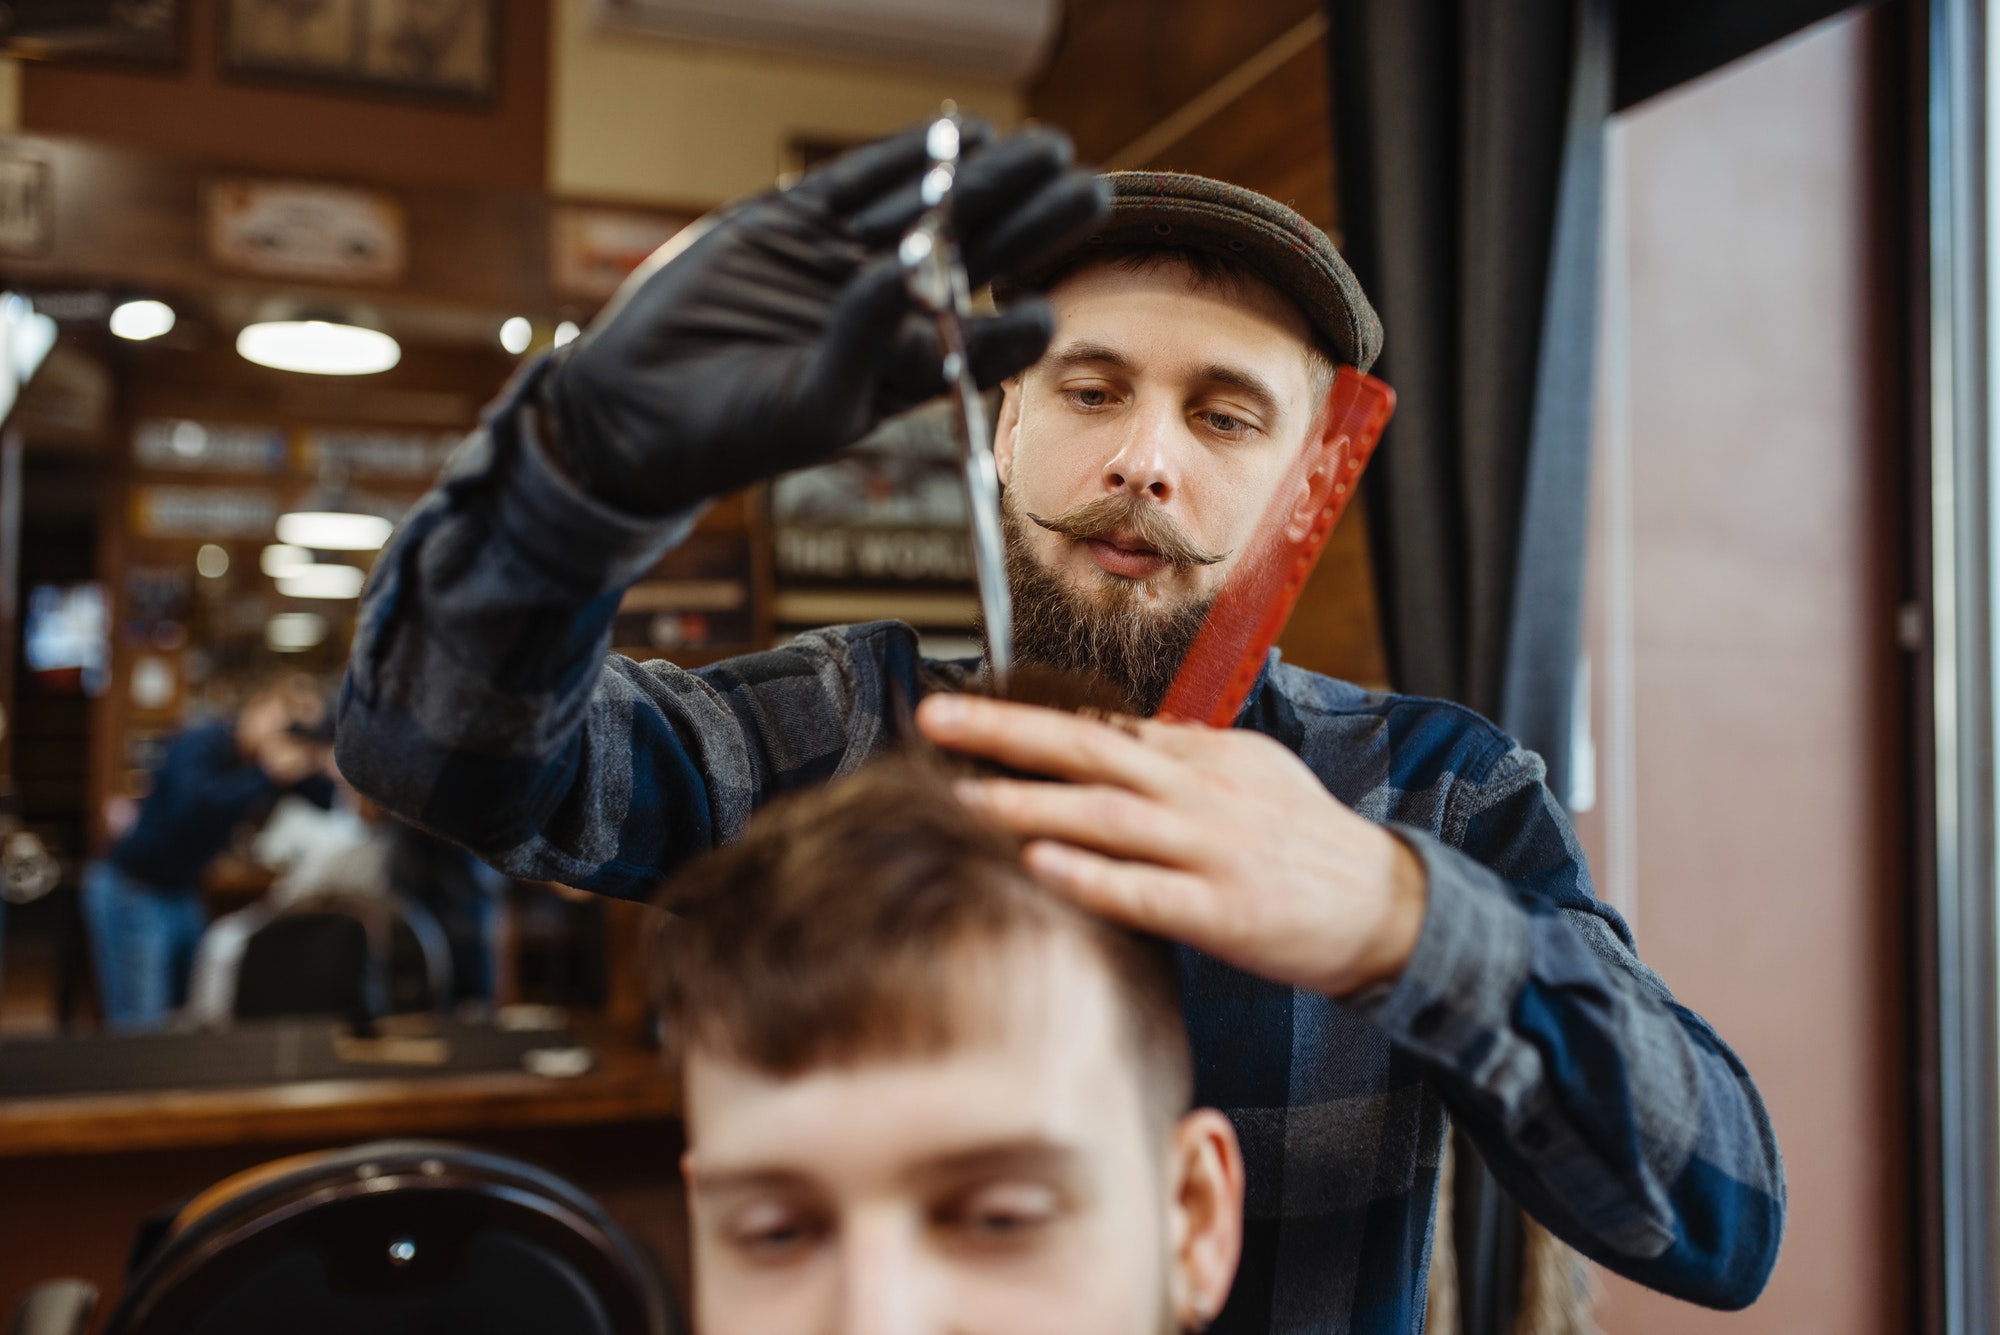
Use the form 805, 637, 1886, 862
994, 502, 1215, 717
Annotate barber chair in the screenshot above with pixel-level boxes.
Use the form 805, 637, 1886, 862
233, 894, 451, 1022
10, 1140, 677, 1335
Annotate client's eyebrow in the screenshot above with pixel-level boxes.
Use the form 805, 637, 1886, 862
903, 1136, 1089, 1191
685, 1165, 816, 1196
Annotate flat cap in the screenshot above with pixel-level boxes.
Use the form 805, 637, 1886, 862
1002, 170, 1383, 374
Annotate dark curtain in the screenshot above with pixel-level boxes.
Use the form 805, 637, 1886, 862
1323, 1, 1860, 1332
1326, 0, 1612, 810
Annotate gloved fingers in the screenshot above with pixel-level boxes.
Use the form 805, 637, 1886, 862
798, 119, 997, 215
962, 172, 1113, 289
876, 300, 1058, 413
808, 256, 920, 419
950, 128, 1082, 240
849, 126, 1075, 245
963, 300, 1058, 388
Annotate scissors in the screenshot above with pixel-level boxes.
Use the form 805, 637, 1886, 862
897, 105, 1013, 690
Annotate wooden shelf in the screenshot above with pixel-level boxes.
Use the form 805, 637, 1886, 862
0, 1019, 678, 1160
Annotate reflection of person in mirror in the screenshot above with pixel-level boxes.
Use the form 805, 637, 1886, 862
659, 760, 1243, 1335
82, 675, 336, 1031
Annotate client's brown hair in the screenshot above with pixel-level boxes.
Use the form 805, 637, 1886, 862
652, 758, 1194, 1131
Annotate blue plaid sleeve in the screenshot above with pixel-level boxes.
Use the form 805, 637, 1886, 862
1360, 744, 1785, 1309
333, 365, 919, 899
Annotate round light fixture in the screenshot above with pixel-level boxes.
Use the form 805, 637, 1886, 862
553, 320, 580, 348
266, 611, 329, 652
237, 320, 400, 375
195, 543, 229, 578
275, 512, 393, 551
275, 564, 366, 600
260, 543, 313, 577
110, 299, 176, 341
500, 316, 532, 355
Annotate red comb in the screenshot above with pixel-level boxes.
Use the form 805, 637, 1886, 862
1155, 367, 1396, 727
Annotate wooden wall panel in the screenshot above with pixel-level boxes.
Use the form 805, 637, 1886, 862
1030, 0, 1320, 164
17, 0, 549, 193
1133, 41, 1339, 233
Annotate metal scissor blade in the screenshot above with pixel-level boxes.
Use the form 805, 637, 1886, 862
953, 377, 1011, 686
898, 107, 1014, 689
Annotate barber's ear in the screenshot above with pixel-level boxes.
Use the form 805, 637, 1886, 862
994, 378, 1022, 487
1168, 1108, 1245, 1331
1284, 398, 1345, 543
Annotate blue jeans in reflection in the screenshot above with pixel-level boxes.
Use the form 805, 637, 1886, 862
81, 861, 206, 1031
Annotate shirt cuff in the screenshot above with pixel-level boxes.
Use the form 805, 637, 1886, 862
479, 356, 704, 591
1355, 825, 1534, 1066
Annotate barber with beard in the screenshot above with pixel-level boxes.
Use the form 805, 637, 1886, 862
336, 124, 1782, 1333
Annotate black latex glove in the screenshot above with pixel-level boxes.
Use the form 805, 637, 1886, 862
536, 122, 1111, 515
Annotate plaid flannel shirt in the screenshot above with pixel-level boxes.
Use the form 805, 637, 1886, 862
336, 381, 1785, 1334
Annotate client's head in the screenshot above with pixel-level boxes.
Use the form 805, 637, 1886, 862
655, 759, 1244, 1335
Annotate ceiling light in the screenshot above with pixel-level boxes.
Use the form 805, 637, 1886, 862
195, 544, 229, 578
275, 564, 365, 600
500, 316, 532, 355
275, 511, 392, 551
110, 299, 176, 341
260, 543, 313, 577
266, 611, 329, 652
237, 320, 400, 375
554, 320, 580, 348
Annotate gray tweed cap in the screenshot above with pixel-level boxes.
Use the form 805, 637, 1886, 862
1002, 171, 1383, 374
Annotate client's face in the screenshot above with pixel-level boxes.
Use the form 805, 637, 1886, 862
680, 931, 1238, 1335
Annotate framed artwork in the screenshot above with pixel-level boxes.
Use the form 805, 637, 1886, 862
0, 0, 183, 64
0, 155, 53, 256
550, 205, 693, 302
207, 178, 407, 283
771, 401, 974, 589
220, 0, 498, 100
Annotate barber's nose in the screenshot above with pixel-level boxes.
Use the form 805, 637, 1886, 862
832, 1215, 935, 1335
1101, 399, 1180, 503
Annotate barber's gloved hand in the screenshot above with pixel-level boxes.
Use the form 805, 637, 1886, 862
536, 122, 1109, 515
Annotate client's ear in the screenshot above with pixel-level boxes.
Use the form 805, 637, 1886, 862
1167, 1108, 1245, 1331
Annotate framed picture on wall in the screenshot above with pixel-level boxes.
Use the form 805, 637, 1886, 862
550, 205, 694, 302
0, 0, 184, 65
0, 155, 53, 256
220, 0, 498, 100
206, 177, 408, 283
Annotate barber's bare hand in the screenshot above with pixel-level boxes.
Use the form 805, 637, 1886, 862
916, 695, 1428, 998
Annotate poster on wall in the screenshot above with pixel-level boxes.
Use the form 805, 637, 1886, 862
772, 400, 973, 588
220, 0, 498, 99
550, 205, 692, 302
207, 178, 406, 283
130, 485, 280, 539
134, 419, 289, 473
300, 426, 460, 479
0, 155, 52, 256
0, 1, 184, 64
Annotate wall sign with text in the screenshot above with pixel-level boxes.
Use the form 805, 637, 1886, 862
207, 178, 406, 284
